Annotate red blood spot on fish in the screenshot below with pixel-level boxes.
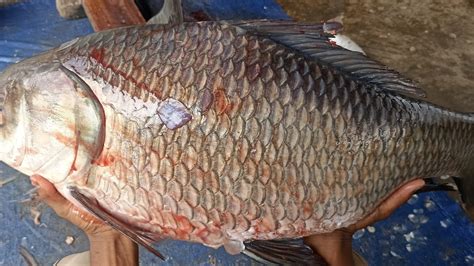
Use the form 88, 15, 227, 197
328, 40, 338, 47
90, 48, 105, 63
93, 154, 116, 167
213, 89, 232, 114
173, 215, 193, 239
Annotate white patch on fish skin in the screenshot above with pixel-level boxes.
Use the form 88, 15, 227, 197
333, 34, 366, 55
157, 98, 192, 129
63, 57, 192, 129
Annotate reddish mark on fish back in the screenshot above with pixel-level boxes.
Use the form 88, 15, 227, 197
90, 48, 105, 64
89, 48, 157, 98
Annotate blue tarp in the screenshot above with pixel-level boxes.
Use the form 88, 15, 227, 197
0, 0, 473, 265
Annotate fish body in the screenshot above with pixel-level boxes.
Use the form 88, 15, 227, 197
0, 21, 473, 254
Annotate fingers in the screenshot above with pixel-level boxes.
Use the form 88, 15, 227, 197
351, 179, 425, 231
30, 175, 72, 216
30, 175, 111, 235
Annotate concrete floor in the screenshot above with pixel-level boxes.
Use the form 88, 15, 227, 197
278, 0, 474, 112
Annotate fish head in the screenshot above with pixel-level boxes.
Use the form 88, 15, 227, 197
0, 60, 104, 184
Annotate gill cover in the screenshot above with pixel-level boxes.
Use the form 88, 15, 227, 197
5, 63, 104, 183
58, 64, 106, 179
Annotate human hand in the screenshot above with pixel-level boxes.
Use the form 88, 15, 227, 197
30, 175, 114, 237
304, 179, 425, 266
31, 175, 139, 265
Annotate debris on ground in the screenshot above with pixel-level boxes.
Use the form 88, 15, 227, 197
0, 176, 17, 187
55, 0, 85, 19
30, 208, 41, 225
19, 246, 38, 266
65, 236, 75, 245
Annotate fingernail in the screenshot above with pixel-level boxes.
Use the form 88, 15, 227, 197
30, 176, 39, 186
409, 179, 425, 192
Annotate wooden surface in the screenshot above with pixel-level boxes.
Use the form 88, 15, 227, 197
82, 0, 145, 31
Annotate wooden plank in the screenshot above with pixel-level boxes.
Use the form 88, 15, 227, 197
82, 0, 145, 32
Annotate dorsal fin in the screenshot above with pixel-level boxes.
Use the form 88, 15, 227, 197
147, 0, 183, 25
231, 20, 426, 98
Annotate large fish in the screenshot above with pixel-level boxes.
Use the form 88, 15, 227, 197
0, 20, 473, 264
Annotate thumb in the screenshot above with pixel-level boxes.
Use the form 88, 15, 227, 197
351, 179, 425, 231
30, 175, 72, 213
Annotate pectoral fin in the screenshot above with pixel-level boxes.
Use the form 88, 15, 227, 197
68, 186, 165, 260
243, 238, 327, 265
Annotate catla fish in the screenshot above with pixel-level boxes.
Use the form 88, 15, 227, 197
0, 20, 473, 264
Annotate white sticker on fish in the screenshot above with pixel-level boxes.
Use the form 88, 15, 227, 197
63, 57, 192, 129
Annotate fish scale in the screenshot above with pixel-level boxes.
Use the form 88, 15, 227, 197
1, 20, 473, 255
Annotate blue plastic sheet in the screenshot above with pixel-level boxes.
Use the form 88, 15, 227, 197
0, 0, 473, 265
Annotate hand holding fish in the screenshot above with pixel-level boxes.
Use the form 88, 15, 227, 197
304, 179, 425, 266
31, 175, 111, 236
31, 175, 139, 266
